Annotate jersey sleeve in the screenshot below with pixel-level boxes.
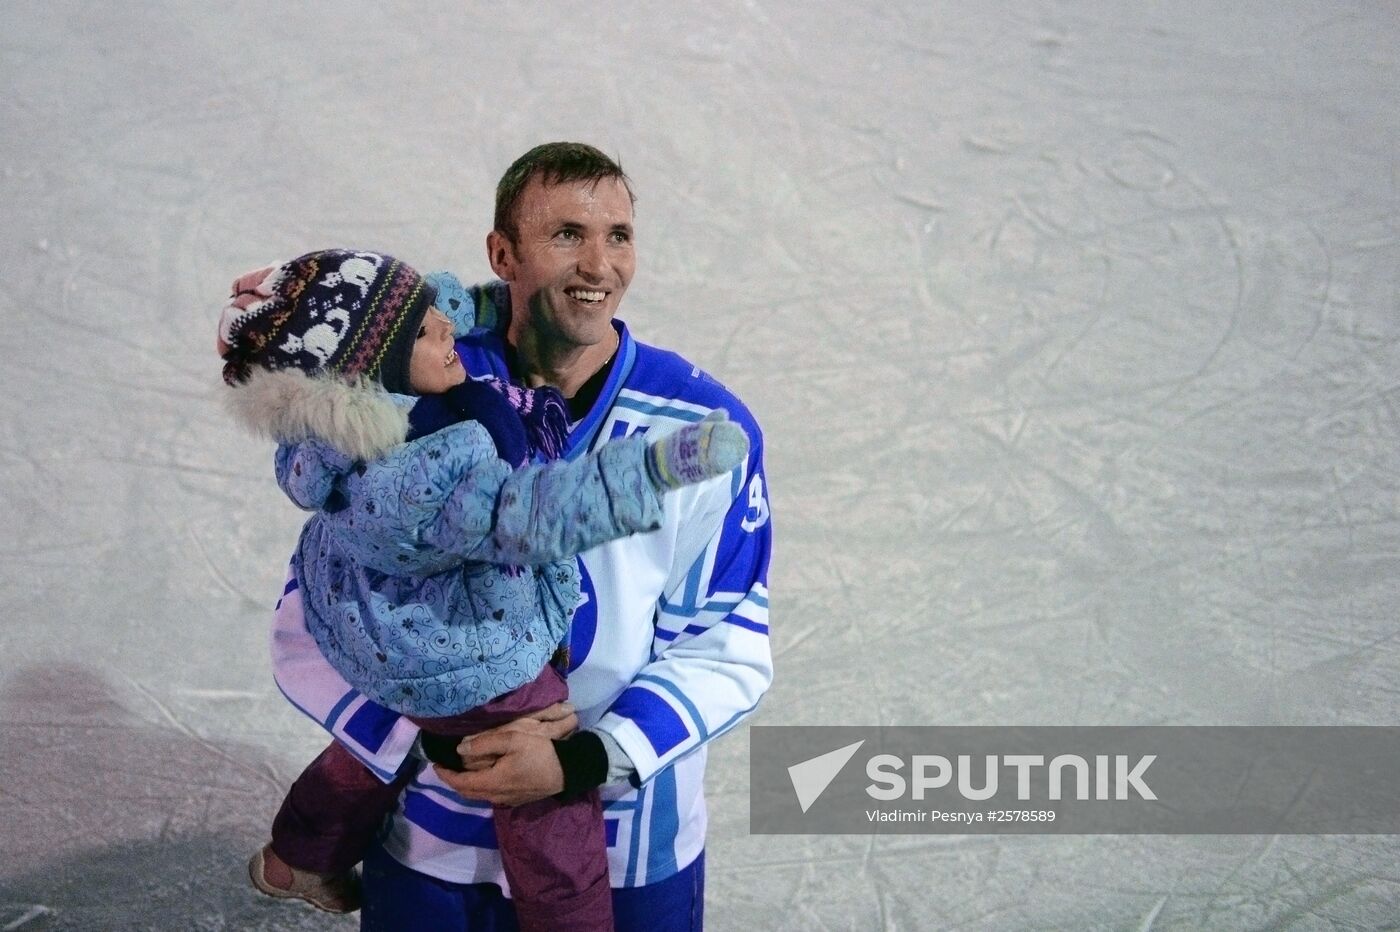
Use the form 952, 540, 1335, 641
593, 419, 774, 785
269, 569, 422, 782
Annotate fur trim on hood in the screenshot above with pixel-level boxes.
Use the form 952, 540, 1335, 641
225, 367, 410, 461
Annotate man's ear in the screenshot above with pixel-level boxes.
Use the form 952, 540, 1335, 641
486, 230, 514, 280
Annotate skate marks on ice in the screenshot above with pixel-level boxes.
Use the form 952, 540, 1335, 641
4, 0, 1400, 928
744, 3, 1400, 733
0, 665, 352, 931
707, 831, 1400, 930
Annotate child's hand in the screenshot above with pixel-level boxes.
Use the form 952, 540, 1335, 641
645, 410, 749, 491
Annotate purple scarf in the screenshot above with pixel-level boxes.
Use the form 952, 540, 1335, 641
481, 378, 571, 463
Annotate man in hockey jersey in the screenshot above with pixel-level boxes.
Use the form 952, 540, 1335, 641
270, 142, 773, 929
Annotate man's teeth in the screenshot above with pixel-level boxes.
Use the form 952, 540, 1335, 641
566, 289, 605, 303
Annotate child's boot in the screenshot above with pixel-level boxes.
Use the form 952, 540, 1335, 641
247, 843, 361, 913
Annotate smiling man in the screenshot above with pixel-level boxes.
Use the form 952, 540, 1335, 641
487, 162, 636, 399
269, 143, 773, 930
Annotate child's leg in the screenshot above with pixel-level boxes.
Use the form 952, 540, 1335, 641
418, 664, 613, 932
493, 791, 612, 932
270, 740, 413, 874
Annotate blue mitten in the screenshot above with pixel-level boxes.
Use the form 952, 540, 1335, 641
645, 410, 749, 491
425, 270, 476, 333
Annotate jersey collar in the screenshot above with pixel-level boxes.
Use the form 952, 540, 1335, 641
564, 320, 635, 461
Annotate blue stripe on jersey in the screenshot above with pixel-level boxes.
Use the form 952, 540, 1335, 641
272, 681, 397, 782
652, 625, 685, 643
684, 552, 703, 612
650, 552, 709, 622
710, 695, 767, 742
276, 575, 299, 610
611, 396, 706, 422
647, 766, 679, 878
625, 784, 648, 886
636, 674, 710, 742
403, 792, 498, 848
342, 699, 400, 751
726, 616, 769, 635
564, 328, 635, 462
611, 686, 689, 755
608, 418, 650, 442
409, 780, 491, 809
325, 689, 359, 731
605, 818, 619, 847
657, 594, 744, 620
653, 614, 770, 642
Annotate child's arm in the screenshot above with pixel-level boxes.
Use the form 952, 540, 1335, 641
425, 272, 508, 337
275, 440, 353, 512
323, 412, 747, 572
435, 411, 747, 565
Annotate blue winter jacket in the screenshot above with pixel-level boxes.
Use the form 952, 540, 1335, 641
273, 403, 663, 717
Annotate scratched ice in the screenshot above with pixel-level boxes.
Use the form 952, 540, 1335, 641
2, 1, 1398, 928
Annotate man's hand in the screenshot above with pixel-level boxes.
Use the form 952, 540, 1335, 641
429, 701, 577, 805
433, 731, 565, 806
460, 700, 577, 767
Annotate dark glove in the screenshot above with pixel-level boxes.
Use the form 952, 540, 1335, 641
551, 731, 610, 801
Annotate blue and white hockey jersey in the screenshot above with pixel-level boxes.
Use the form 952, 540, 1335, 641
269, 279, 773, 889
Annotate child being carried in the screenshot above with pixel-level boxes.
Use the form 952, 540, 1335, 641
218, 249, 746, 930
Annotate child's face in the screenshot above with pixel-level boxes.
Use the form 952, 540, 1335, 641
408, 307, 468, 394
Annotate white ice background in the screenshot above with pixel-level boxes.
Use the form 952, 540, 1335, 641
2, 1, 1399, 929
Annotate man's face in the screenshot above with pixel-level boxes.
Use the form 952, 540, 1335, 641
407, 306, 467, 395
488, 175, 636, 351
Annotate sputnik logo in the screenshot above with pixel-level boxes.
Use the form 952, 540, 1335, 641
787, 740, 865, 813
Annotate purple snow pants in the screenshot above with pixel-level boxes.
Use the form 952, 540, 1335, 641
269, 664, 612, 932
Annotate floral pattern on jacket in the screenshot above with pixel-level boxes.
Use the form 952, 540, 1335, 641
276, 419, 662, 717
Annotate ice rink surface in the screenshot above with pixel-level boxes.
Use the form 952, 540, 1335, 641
3, 1, 1400, 928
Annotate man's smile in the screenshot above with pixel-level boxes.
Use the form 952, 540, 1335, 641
564, 287, 607, 305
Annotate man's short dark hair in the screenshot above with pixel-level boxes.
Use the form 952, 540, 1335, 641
494, 142, 636, 243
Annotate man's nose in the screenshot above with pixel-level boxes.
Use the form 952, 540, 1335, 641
576, 238, 607, 281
